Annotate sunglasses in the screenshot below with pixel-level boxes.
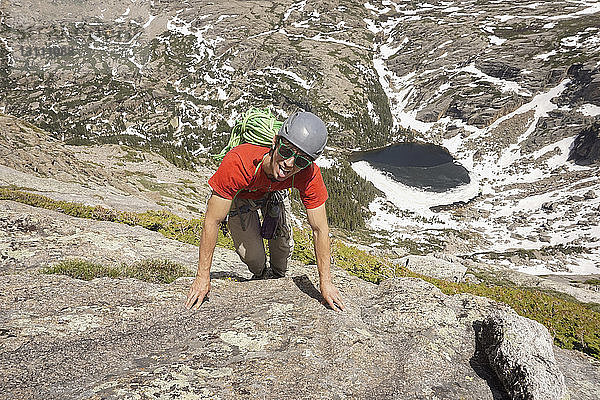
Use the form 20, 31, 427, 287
276, 140, 313, 169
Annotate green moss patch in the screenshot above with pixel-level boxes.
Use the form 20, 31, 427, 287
42, 259, 121, 281
42, 258, 190, 284
332, 241, 389, 283
0, 186, 233, 249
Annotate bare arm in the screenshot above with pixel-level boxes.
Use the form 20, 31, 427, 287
185, 192, 232, 310
306, 203, 345, 311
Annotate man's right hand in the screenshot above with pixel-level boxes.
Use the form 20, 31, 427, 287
185, 275, 211, 310
185, 193, 232, 311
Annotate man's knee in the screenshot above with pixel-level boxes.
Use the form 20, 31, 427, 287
236, 242, 266, 274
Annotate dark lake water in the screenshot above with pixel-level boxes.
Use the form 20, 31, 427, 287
349, 143, 471, 193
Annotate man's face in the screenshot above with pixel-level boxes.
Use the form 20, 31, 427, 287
270, 137, 313, 181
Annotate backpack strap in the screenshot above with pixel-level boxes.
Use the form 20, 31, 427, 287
227, 156, 266, 231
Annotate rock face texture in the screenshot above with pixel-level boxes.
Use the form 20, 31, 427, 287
0, 272, 576, 400
0, 200, 202, 274
397, 254, 467, 282
478, 312, 568, 400
2, 200, 600, 399
569, 123, 600, 165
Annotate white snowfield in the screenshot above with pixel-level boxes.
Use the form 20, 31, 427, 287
357, 0, 600, 275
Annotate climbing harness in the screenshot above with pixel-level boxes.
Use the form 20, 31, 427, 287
221, 190, 289, 239
218, 156, 290, 239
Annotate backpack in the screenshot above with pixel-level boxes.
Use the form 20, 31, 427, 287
214, 107, 283, 162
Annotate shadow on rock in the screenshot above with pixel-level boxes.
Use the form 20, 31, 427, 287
292, 274, 325, 306
470, 321, 511, 400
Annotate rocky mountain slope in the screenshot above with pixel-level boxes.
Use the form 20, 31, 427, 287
2, 200, 600, 399
1, 0, 599, 275
2, 113, 600, 399
0, 113, 213, 219
356, 0, 600, 273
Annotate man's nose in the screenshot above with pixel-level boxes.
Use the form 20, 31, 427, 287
282, 156, 295, 168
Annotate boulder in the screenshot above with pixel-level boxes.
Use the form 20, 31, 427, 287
397, 254, 467, 282
477, 311, 569, 400
568, 123, 600, 166
477, 60, 521, 80
567, 62, 600, 104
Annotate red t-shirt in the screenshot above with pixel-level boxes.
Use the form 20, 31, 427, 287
208, 143, 328, 209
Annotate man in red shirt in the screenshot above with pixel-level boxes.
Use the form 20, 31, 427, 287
185, 111, 345, 311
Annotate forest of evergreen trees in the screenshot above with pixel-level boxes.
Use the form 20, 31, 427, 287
320, 161, 382, 231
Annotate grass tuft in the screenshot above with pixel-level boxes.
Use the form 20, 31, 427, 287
42, 258, 191, 284
121, 258, 191, 284
42, 259, 121, 280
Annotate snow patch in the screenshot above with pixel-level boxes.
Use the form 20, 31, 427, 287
121, 125, 145, 139
367, 100, 380, 124
143, 15, 156, 29
534, 50, 557, 61
577, 103, 600, 117
533, 136, 575, 162
315, 156, 336, 169
489, 35, 506, 45
261, 67, 312, 90
495, 15, 515, 22
442, 7, 461, 13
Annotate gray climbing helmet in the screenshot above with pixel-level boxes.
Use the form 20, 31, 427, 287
277, 111, 328, 160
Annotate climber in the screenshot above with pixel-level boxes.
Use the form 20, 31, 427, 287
185, 111, 345, 311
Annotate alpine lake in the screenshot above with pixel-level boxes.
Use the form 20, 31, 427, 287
349, 143, 470, 193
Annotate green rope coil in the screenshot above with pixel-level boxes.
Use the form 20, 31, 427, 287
214, 108, 283, 162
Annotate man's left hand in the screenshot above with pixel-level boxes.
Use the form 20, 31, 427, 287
320, 281, 345, 311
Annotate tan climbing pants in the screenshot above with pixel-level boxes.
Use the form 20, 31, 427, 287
227, 194, 294, 278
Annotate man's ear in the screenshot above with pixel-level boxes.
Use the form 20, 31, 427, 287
271, 136, 278, 150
